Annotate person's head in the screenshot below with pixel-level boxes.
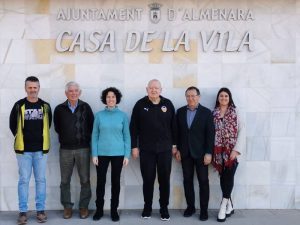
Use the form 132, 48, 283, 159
185, 86, 200, 109
25, 76, 40, 101
101, 87, 122, 108
65, 81, 81, 103
146, 79, 162, 100
215, 87, 236, 108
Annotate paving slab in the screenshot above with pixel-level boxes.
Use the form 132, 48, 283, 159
0, 209, 299, 225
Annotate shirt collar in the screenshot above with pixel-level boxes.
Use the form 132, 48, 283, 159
68, 100, 78, 108
145, 95, 165, 105
187, 104, 199, 111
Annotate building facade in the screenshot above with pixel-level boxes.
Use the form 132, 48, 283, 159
0, 0, 299, 210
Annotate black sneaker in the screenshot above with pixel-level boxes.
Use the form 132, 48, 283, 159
111, 209, 120, 222
183, 206, 196, 217
199, 210, 208, 221
141, 207, 152, 219
160, 207, 170, 221
93, 208, 103, 221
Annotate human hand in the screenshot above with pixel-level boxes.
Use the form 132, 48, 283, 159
131, 148, 139, 159
230, 150, 240, 160
175, 151, 181, 162
203, 154, 212, 165
123, 158, 129, 166
172, 146, 178, 156
92, 157, 98, 166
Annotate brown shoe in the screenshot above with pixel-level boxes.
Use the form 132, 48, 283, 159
17, 212, 27, 225
79, 208, 89, 219
36, 211, 47, 223
63, 208, 72, 219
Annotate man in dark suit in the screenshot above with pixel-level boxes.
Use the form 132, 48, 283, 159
176, 86, 215, 221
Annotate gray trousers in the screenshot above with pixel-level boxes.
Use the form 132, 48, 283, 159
60, 148, 91, 209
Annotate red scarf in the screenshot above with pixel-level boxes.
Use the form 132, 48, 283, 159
212, 106, 238, 174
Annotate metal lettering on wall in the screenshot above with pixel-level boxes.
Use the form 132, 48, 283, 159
55, 4, 255, 53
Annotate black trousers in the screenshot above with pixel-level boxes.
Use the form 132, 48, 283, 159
140, 150, 172, 209
220, 161, 238, 199
95, 156, 124, 209
181, 154, 209, 211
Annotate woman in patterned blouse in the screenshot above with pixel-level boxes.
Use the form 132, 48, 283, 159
212, 87, 245, 222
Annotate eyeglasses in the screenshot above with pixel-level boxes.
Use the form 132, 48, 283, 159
185, 95, 199, 98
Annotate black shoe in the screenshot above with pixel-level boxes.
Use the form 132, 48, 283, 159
93, 209, 103, 221
199, 210, 208, 221
111, 209, 120, 222
160, 207, 170, 221
141, 206, 152, 219
183, 206, 196, 217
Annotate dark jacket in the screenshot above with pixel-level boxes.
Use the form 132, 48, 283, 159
54, 99, 94, 149
130, 96, 177, 153
176, 104, 215, 159
9, 98, 52, 154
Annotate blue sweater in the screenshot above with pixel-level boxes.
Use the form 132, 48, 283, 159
91, 107, 131, 158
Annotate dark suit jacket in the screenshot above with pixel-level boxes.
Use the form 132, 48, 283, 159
176, 104, 215, 159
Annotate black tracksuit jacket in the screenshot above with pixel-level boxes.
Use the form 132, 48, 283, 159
130, 96, 177, 153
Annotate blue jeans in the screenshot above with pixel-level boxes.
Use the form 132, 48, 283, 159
16, 151, 48, 212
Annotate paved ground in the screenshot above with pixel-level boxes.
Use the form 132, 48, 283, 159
0, 209, 299, 225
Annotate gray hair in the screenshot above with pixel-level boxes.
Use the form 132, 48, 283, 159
65, 81, 81, 92
147, 79, 162, 88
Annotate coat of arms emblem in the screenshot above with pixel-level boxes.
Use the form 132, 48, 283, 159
149, 3, 162, 24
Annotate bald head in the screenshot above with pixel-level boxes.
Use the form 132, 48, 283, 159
147, 79, 161, 88
146, 79, 162, 102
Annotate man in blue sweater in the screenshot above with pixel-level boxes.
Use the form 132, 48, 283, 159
130, 79, 177, 221
54, 81, 94, 219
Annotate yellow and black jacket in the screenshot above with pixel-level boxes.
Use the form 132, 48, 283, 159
9, 98, 52, 154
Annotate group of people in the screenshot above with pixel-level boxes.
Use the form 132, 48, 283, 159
9, 76, 244, 225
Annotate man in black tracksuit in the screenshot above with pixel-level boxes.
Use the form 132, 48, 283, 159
130, 79, 177, 221
54, 81, 94, 219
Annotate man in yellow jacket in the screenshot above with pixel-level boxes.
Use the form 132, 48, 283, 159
9, 76, 52, 225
